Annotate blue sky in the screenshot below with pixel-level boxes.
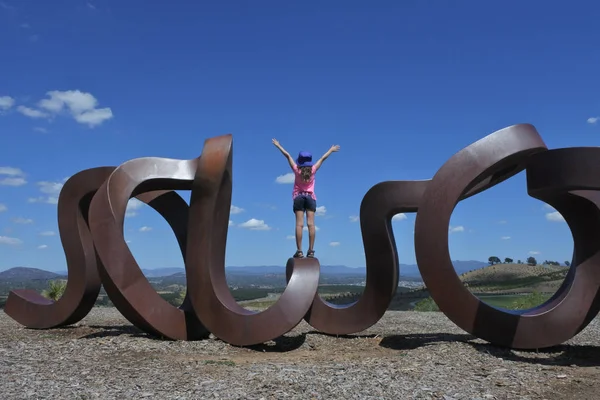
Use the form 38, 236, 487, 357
0, 0, 597, 271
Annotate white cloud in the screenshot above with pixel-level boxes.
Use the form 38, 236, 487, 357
1, 177, 27, 186
28, 196, 58, 204
498, 220, 507, 224
349, 215, 359, 222
37, 181, 63, 194
229, 220, 234, 226
545, 211, 565, 222
329, 241, 341, 247
529, 251, 541, 255
230, 205, 244, 214
139, 226, 152, 232
0, 167, 25, 176
37, 244, 48, 250
0, 203, 6, 212
286, 235, 295, 240
28, 179, 64, 204
238, 218, 271, 231
0, 167, 27, 186
0, 96, 15, 110
74, 108, 113, 127
37, 90, 113, 127
303, 225, 320, 231
12, 217, 33, 224
39, 231, 55, 236
315, 206, 326, 216
275, 173, 295, 184
17, 105, 49, 119
588, 117, 599, 124
33, 127, 48, 133
392, 213, 407, 222
500, 236, 511, 240
125, 198, 145, 218
449, 225, 464, 233
0, 236, 23, 246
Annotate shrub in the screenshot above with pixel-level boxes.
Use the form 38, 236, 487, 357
42, 279, 67, 301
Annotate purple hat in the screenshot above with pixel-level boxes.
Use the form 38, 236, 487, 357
296, 151, 313, 167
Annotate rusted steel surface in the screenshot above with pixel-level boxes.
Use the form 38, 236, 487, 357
89, 161, 208, 340
4, 167, 112, 329
4, 124, 599, 350
185, 135, 321, 346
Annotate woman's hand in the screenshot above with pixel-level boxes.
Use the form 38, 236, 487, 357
329, 145, 340, 152
272, 138, 281, 147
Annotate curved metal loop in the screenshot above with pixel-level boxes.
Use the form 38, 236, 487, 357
185, 134, 321, 346
413, 124, 557, 349
88, 157, 208, 340
292, 146, 534, 336
508, 147, 600, 348
285, 180, 428, 335
4, 167, 114, 328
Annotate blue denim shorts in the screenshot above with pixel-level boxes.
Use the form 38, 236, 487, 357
293, 194, 316, 212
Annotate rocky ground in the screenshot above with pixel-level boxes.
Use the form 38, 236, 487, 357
1, 308, 599, 399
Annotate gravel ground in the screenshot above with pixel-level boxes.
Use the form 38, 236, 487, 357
1, 307, 600, 399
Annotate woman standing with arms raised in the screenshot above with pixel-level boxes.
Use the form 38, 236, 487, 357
272, 139, 340, 258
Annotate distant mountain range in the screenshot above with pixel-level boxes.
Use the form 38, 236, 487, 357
0, 267, 64, 281
0, 260, 488, 281
139, 260, 488, 278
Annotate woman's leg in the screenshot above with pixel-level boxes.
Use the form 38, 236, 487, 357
294, 210, 304, 253
306, 210, 316, 253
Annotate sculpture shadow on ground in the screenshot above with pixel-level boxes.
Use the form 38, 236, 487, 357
305, 330, 379, 340
379, 333, 475, 350
79, 324, 162, 340
242, 333, 308, 353
379, 332, 600, 367
468, 342, 600, 367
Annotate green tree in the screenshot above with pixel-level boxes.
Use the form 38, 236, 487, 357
504, 257, 513, 264
517, 259, 522, 264
526, 256, 537, 266
414, 297, 439, 312
42, 280, 67, 301
488, 256, 501, 265
565, 261, 571, 267
178, 290, 186, 306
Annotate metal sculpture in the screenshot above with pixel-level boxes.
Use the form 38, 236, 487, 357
184, 135, 321, 346
4, 123, 598, 351
4, 167, 112, 329
88, 158, 208, 340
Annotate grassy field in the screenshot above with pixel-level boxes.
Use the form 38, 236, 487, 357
461, 263, 568, 293
413, 292, 553, 312
320, 263, 567, 313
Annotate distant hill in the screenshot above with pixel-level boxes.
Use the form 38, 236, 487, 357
399, 260, 488, 277
226, 265, 370, 275
0, 267, 65, 281
141, 268, 185, 277
145, 261, 487, 278
140, 261, 489, 282
6, 260, 490, 281
459, 263, 569, 293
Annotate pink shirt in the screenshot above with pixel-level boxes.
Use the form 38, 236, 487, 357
292, 165, 317, 200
